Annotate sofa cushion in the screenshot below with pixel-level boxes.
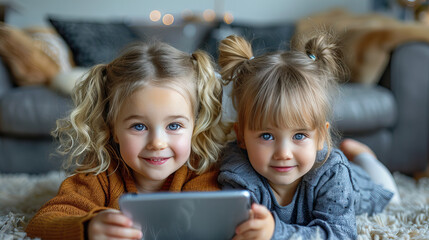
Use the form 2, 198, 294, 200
129, 22, 215, 53
49, 17, 140, 67
25, 27, 74, 72
333, 83, 397, 133
0, 23, 60, 86
200, 22, 295, 60
0, 86, 72, 136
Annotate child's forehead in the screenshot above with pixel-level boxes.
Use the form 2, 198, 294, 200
142, 79, 193, 96
246, 104, 315, 130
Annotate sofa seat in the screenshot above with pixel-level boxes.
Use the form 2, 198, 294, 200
0, 86, 71, 136
0, 57, 70, 173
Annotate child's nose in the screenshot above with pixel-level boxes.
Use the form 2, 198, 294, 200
274, 142, 292, 160
146, 131, 168, 150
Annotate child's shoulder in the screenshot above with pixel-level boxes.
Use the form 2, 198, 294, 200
61, 163, 130, 192
219, 141, 250, 171
218, 141, 266, 192
61, 170, 108, 189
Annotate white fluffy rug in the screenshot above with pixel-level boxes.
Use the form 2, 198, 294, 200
1, 172, 428, 240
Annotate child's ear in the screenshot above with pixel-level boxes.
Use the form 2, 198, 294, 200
233, 123, 246, 149
318, 122, 330, 150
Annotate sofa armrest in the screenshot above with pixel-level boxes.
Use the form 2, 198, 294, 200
380, 42, 429, 174
333, 83, 396, 134
0, 57, 13, 96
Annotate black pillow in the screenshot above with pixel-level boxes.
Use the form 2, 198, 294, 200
48, 17, 140, 67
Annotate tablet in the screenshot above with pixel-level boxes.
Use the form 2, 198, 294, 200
119, 190, 251, 240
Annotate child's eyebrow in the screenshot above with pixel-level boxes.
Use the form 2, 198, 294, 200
166, 115, 191, 122
295, 128, 311, 131
122, 115, 191, 122
123, 115, 147, 122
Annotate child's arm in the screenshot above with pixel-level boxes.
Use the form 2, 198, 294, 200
233, 203, 274, 240
25, 171, 138, 240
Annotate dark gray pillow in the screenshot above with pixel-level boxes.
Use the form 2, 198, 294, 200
48, 17, 140, 67
200, 22, 295, 60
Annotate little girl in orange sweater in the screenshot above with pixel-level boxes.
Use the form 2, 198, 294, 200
26, 41, 227, 240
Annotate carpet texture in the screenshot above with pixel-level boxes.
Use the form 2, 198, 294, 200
1, 171, 428, 239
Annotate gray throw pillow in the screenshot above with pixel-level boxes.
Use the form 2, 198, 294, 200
48, 17, 140, 67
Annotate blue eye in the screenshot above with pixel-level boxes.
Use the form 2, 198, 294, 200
261, 133, 274, 141
293, 133, 306, 141
168, 123, 181, 130
133, 124, 146, 131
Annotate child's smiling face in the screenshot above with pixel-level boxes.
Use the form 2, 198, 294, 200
114, 85, 194, 192
241, 123, 322, 190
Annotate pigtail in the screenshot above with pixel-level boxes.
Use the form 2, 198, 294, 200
293, 31, 349, 162
294, 31, 349, 83
52, 64, 112, 174
218, 35, 254, 84
190, 50, 227, 174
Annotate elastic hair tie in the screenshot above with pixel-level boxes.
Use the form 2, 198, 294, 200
249, 56, 255, 60
307, 52, 316, 61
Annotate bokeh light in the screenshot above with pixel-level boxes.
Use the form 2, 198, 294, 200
149, 10, 161, 22
162, 14, 174, 25
223, 12, 234, 24
203, 9, 216, 22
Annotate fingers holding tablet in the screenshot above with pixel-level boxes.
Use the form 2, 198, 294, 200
87, 209, 143, 240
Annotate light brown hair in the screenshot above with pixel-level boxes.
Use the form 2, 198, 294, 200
218, 33, 348, 160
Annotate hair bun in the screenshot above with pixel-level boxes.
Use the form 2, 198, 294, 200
218, 35, 253, 84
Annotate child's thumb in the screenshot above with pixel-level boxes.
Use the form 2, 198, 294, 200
251, 203, 270, 219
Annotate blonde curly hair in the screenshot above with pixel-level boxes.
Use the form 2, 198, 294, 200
53, 41, 226, 175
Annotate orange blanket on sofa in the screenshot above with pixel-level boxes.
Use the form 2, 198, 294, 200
295, 9, 429, 84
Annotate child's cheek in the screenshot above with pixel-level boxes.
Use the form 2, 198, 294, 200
172, 132, 193, 162
119, 140, 141, 163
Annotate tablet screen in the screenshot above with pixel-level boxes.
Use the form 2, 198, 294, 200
119, 190, 251, 240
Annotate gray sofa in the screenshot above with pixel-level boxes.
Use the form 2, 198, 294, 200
0, 20, 428, 175
0, 57, 71, 173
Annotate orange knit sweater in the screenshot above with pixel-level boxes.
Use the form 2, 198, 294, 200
25, 163, 220, 240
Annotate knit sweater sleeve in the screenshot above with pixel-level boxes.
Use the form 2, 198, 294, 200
25, 172, 111, 240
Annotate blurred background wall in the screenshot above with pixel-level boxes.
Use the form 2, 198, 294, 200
4, 0, 372, 27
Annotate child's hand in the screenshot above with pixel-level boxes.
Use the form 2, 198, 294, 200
88, 209, 142, 240
233, 203, 275, 240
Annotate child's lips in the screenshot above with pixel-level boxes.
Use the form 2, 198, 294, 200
271, 166, 295, 172
143, 157, 170, 165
